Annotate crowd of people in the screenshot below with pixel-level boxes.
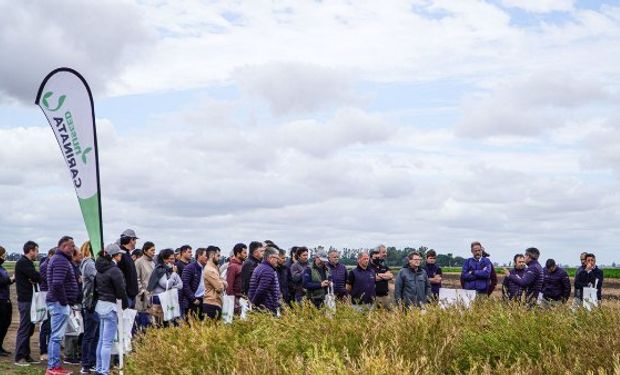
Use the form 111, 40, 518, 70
0, 234, 606, 375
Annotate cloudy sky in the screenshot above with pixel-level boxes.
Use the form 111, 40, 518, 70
1, 0, 619, 265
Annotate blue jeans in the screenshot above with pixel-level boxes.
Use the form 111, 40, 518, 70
47, 302, 69, 369
81, 309, 99, 368
96, 310, 117, 375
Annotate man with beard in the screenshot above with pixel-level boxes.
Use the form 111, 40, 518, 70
226, 243, 247, 313
203, 246, 227, 319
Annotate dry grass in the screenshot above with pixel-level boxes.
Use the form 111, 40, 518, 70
126, 300, 620, 375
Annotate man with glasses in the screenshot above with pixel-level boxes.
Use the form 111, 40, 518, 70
394, 252, 431, 309
248, 247, 281, 315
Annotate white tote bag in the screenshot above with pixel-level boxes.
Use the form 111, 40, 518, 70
30, 284, 47, 323
66, 308, 84, 336
583, 287, 599, 311
112, 304, 138, 356
157, 280, 181, 321
221, 295, 235, 324
239, 297, 250, 320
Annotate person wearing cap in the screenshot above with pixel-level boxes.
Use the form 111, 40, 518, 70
175, 245, 193, 278
541, 258, 571, 307
302, 251, 330, 308
346, 252, 376, 309
135, 241, 156, 329
248, 247, 281, 314
181, 248, 208, 320
326, 249, 347, 300
147, 248, 183, 326
94, 243, 128, 375
118, 229, 139, 308
45, 236, 80, 375
394, 251, 431, 309
203, 246, 227, 319
241, 241, 265, 296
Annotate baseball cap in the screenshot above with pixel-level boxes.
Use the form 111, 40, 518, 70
315, 250, 328, 262
105, 243, 123, 257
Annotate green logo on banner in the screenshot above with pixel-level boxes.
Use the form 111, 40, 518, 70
81, 147, 92, 165
42, 91, 66, 112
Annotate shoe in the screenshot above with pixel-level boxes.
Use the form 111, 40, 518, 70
80, 367, 90, 374
41, 353, 49, 361
64, 358, 80, 365
46, 367, 74, 375
14, 358, 31, 367
0, 347, 11, 355
26, 355, 40, 363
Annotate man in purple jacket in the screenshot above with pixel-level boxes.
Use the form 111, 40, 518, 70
248, 248, 281, 315
502, 254, 526, 301
46, 236, 80, 375
503, 247, 544, 306
461, 241, 493, 295
541, 258, 571, 306
326, 249, 347, 300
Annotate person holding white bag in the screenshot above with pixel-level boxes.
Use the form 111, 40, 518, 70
575, 253, 604, 306
146, 249, 183, 326
94, 243, 129, 375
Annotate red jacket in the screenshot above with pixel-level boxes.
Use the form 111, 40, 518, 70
226, 257, 243, 296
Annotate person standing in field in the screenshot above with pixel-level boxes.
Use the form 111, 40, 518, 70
118, 229, 139, 308
541, 259, 571, 307
303, 251, 330, 308
135, 241, 156, 329
45, 236, 80, 375
394, 251, 431, 309
38, 247, 55, 362
326, 249, 348, 300
14, 240, 41, 367
502, 254, 526, 301
175, 245, 192, 278
181, 247, 208, 320
241, 241, 265, 296
346, 252, 376, 309
290, 247, 310, 302
248, 247, 281, 314
79, 241, 98, 374
203, 246, 227, 319
94, 243, 128, 375
461, 241, 493, 295
424, 250, 442, 299
574, 253, 604, 303
225, 243, 247, 314
147, 248, 183, 326
275, 248, 291, 304
502, 247, 544, 306
370, 246, 393, 308
0, 245, 15, 357
573, 252, 588, 301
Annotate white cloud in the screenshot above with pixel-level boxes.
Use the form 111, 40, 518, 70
501, 0, 575, 13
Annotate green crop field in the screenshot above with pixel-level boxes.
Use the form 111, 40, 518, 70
127, 300, 620, 374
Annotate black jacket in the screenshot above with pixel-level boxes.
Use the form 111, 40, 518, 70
575, 267, 604, 301
117, 247, 139, 298
241, 255, 261, 296
94, 256, 128, 310
15, 255, 41, 303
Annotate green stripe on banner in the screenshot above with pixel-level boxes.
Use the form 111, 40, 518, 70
79, 193, 102, 254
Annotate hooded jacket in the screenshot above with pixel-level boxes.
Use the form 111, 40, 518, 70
94, 256, 128, 310
394, 265, 431, 308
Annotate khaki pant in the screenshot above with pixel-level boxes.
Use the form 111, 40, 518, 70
375, 295, 393, 309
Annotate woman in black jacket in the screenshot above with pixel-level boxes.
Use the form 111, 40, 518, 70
94, 244, 128, 375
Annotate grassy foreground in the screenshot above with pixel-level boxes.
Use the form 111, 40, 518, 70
127, 300, 620, 375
